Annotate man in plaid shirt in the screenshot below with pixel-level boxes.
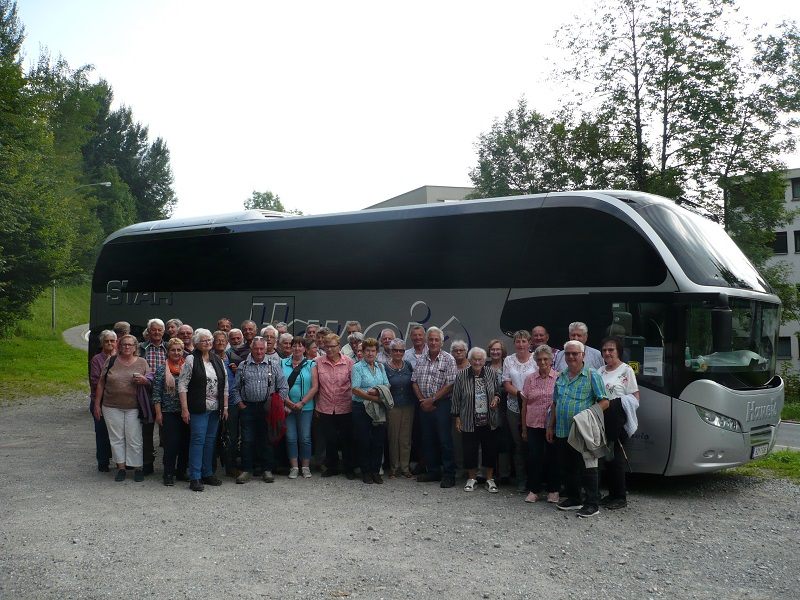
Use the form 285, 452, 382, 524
412, 327, 458, 488
138, 318, 168, 476
547, 339, 608, 518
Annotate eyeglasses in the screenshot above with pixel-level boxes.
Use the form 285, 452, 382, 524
564, 352, 582, 356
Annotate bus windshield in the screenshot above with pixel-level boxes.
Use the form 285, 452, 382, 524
685, 298, 779, 388
638, 203, 770, 293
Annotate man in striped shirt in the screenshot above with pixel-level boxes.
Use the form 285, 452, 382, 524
547, 340, 608, 518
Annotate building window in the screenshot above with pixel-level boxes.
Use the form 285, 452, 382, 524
772, 231, 788, 254
777, 336, 792, 360
794, 231, 800, 253
792, 178, 800, 201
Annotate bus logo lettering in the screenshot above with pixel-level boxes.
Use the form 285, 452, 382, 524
746, 400, 777, 422
106, 280, 173, 306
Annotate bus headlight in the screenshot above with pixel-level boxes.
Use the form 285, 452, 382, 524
696, 406, 742, 433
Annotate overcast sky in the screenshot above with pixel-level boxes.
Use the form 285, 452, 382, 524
18, 0, 799, 218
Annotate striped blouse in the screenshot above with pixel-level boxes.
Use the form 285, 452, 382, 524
450, 366, 501, 432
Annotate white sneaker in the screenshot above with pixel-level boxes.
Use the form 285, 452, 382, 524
301, 467, 312, 478
464, 478, 477, 492
288, 467, 299, 479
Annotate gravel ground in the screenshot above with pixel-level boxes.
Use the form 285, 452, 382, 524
1, 392, 798, 600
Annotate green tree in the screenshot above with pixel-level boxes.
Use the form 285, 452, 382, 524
469, 98, 633, 198
244, 190, 303, 214
471, 0, 799, 320
0, 0, 74, 334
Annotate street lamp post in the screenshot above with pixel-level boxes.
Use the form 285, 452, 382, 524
51, 181, 113, 331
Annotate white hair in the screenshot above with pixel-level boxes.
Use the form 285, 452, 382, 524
98, 329, 117, 342
261, 325, 278, 337
467, 346, 486, 361
450, 339, 468, 352
380, 328, 396, 339
279, 332, 293, 343
389, 338, 406, 350
147, 318, 165, 330
563, 340, 585, 353
192, 328, 213, 345
228, 328, 242, 337
568, 322, 588, 335
348, 331, 365, 345
426, 326, 444, 341
533, 344, 553, 359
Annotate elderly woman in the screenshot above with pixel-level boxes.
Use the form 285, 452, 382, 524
178, 328, 229, 491
502, 330, 537, 492
283, 336, 319, 479
278, 332, 294, 358
306, 339, 320, 360
153, 338, 189, 486
93, 334, 151, 482
385, 338, 415, 478
351, 337, 390, 484
89, 330, 117, 472
520, 345, 560, 504
598, 336, 639, 510
165, 318, 183, 340
452, 347, 501, 493
450, 340, 469, 370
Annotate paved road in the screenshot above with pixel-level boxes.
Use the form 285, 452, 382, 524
62, 323, 89, 352
777, 421, 800, 450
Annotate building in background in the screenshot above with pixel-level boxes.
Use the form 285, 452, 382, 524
768, 168, 800, 368
366, 185, 475, 209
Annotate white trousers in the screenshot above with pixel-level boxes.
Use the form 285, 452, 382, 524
102, 406, 143, 468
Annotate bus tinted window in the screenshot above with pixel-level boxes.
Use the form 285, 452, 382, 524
92, 206, 666, 292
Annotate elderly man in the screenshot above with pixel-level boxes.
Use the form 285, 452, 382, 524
113, 321, 131, 338
553, 322, 603, 371
231, 337, 289, 484
547, 340, 608, 518
177, 324, 194, 354
412, 326, 458, 488
304, 323, 320, 343
138, 318, 168, 476
341, 321, 362, 359
377, 328, 396, 364
224, 328, 245, 475
404, 324, 428, 365
315, 333, 356, 478
241, 320, 258, 347
216, 317, 232, 334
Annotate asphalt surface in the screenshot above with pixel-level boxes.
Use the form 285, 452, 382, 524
1, 391, 799, 600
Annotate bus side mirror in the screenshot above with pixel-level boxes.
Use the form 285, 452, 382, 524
712, 294, 732, 353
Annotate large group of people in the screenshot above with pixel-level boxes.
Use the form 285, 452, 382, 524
89, 317, 639, 518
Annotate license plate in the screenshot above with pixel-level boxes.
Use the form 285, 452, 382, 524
751, 444, 769, 459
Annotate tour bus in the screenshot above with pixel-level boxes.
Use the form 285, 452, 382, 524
89, 190, 784, 476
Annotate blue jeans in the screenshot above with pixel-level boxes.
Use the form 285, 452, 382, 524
188, 410, 220, 480
419, 398, 455, 478
285, 410, 313, 462
352, 402, 386, 475
239, 401, 274, 472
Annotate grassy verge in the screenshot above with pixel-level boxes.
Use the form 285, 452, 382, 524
0, 283, 89, 403
731, 449, 800, 483
782, 403, 800, 421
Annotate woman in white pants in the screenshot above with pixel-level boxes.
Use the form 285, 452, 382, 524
93, 334, 151, 482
